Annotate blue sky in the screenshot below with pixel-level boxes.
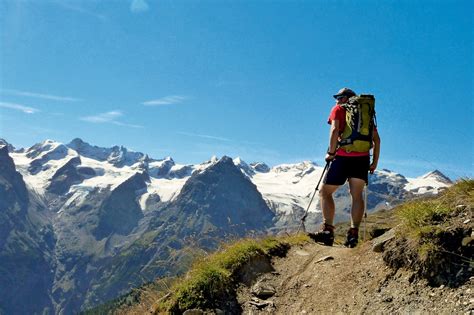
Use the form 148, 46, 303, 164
0, 0, 472, 179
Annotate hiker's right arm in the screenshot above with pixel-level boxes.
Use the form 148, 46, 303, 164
326, 119, 340, 162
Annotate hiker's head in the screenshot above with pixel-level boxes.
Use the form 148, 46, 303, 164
333, 87, 356, 103
335, 95, 348, 104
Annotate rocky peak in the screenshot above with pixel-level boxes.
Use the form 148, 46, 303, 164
422, 170, 452, 184
67, 138, 111, 161
0, 139, 15, 152
233, 157, 255, 177
0, 145, 16, 176
67, 138, 148, 167
148, 157, 176, 178
167, 154, 275, 236
0, 146, 24, 184
26, 141, 71, 175
272, 161, 317, 179
26, 139, 67, 160
250, 162, 270, 173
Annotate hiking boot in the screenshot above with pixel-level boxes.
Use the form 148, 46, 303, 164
308, 224, 335, 246
344, 228, 359, 248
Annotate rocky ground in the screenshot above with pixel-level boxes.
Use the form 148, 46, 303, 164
236, 237, 473, 314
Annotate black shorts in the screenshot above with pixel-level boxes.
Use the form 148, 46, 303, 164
324, 155, 370, 185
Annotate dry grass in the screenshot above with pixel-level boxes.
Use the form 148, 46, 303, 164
116, 234, 309, 314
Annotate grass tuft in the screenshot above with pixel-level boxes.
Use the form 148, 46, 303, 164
396, 179, 473, 239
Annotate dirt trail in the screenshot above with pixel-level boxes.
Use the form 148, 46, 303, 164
236, 240, 473, 314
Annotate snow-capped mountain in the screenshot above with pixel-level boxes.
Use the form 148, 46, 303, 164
404, 170, 453, 195
8, 138, 450, 215
68, 138, 149, 167
0, 138, 452, 314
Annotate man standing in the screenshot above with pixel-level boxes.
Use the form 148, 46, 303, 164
310, 87, 380, 247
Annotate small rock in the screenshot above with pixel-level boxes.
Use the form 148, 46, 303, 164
372, 229, 396, 253
316, 255, 334, 263
464, 219, 471, 224
430, 292, 436, 297
439, 285, 445, 290
251, 281, 276, 299
295, 250, 310, 256
462, 237, 473, 246
304, 284, 312, 288
383, 296, 393, 302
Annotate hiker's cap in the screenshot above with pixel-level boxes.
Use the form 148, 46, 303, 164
333, 87, 356, 99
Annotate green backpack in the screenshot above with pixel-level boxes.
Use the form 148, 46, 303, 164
338, 94, 376, 153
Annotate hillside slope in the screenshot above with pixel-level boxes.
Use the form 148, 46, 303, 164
122, 180, 472, 314
237, 240, 472, 314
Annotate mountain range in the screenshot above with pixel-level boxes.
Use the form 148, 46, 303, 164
0, 138, 452, 314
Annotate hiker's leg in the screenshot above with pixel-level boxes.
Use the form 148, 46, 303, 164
321, 156, 347, 225
348, 178, 365, 228
319, 184, 339, 226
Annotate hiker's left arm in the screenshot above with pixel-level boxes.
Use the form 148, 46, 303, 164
325, 119, 340, 162
370, 128, 380, 174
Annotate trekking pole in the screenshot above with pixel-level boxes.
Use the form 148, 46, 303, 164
363, 180, 368, 241
298, 161, 330, 234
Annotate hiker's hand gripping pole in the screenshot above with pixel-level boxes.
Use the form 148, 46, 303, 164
299, 161, 331, 233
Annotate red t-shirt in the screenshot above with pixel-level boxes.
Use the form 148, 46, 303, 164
328, 104, 370, 157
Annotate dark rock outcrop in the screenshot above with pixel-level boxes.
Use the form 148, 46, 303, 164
149, 157, 175, 178
0, 145, 29, 249
93, 172, 148, 239
47, 156, 83, 195
0, 145, 55, 314
250, 162, 270, 173
0, 145, 28, 214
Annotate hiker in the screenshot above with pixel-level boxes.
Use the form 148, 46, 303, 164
310, 87, 380, 248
